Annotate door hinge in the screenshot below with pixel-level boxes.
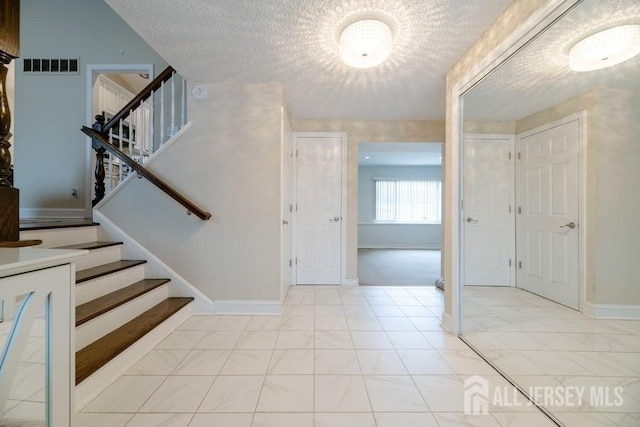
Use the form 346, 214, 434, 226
509, 152, 512, 160
460, 200, 464, 210
295, 257, 298, 265
518, 152, 522, 160
289, 204, 292, 212
509, 205, 512, 213
289, 259, 292, 267
518, 206, 522, 214
518, 261, 522, 269
296, 204, 298, 212
289, 149, 293, 157
296, 149, 299, 157
509, 259, 512, 267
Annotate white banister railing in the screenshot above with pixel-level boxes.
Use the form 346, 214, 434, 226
90, 67, 188, 206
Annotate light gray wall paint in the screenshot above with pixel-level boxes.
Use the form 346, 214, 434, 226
358, 165, 442, 249
99, 82, 284, 302
15, 0, 168, 214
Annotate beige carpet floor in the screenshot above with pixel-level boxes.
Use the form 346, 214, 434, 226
357, 249, 441, 286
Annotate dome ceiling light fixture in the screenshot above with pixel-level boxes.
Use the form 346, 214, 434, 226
569, 24, 640, 72
339, 19, 393, 69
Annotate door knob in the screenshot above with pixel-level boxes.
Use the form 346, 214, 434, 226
465, 217, 478, 223
559, 222, 576, 229
329, 216, 340, 222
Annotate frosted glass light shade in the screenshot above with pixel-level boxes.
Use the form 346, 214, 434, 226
340, 19, 392, 68
569, 25, 640, 72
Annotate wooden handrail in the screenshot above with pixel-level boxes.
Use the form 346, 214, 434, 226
103, 66, 176, 133
81, 126, 212, 221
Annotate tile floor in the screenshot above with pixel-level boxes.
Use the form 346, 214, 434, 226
462, 286, 640, 426
76, 285, 556, 427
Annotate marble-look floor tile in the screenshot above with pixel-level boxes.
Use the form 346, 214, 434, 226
189, 413, 253, 427
172, 349, 230, 375
275, 331, 314, 349
374, 412, 439, 427
350, 331, 393, 349
315, 331, 353, 349
245, 316, 282, 331
256, 375, 314, 412
363, 375, 429, 412
347, 317, 383, 331
315, 375, 371, 412
397, 349, 455, 374
194, 331, 242, 349
386, 331, 434, 350
268, 349, 314, 374
280, 315, 315, 331
82, 376, 165, 413
413, 374, 465, 412
314, 412, 376, 427
315, 316, 349, 331
198, 376, 264, 413
438, 349, 499, 375
378, 317, 418, 331
126, 413, 193, 427
235, 331, 278, 349
220, 350, 273, 375
75, 413, 133, 427
356, 350, 407, 374
251, 412, 314, 427
139, 376, 214, 413
554, 412, 617, 426
433, 412, 501, 426
126, 349, 189, 375
315, 349, 361, 374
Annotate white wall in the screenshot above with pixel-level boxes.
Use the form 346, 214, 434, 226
15, 0, 168, 216
358, 165, 441, 249
99, 82, 284, 303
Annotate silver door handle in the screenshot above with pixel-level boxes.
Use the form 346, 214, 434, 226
282, 220, 288, 225
329, 216, 340, 222
560, 222, 576, 229
465, 217, 478, 223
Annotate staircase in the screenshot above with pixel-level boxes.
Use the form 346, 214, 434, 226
20, 219, 194, 408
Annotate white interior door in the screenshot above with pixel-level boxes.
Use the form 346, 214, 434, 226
517, 119, 580, 309
295, 135, 342, 285
463, 135, 515, 286
281, 111, 293, 296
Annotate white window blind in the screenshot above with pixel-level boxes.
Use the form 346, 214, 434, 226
375, 179, 442, 223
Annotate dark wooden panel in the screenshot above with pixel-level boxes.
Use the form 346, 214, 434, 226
19, 219, 97, 231
76, 297, 193, 384
0, 0, 19, 61
76, 259, 147, 283
56, 241, 122, 251
76, 278, 170, 326
0, 186, 18, 240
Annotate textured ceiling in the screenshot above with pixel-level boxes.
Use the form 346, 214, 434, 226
105, 0, 513, 121
463, 0, 640, 122
359, 142, 442, 166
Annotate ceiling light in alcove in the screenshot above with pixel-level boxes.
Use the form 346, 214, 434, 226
569, 25, 640, 72
364, 156, 371, 160
340, 19, 393, 68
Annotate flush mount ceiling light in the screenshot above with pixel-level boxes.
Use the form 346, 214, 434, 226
569, 25, 640, 72
339, 19, 393, 68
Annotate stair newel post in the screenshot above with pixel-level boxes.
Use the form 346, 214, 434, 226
0, 0, 20, 241
91, 114, 107, 206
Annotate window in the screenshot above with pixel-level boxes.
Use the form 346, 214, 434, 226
375, 179, 442, 223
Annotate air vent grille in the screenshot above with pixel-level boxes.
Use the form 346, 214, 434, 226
23, 58, 79, 74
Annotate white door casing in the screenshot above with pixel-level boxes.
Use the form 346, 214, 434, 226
463, 135, 515, 286
517, 117, 580, 310
281, 110, 293, 297
294, 134, 344, 285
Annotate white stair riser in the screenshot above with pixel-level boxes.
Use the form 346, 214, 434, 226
75, 303, 192, 411
74, 246, 123, 271
76, 285, 170, 351
20, 226, 99, 247
76, 266, 146, 306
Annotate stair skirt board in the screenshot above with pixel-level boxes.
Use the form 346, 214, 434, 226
20, 226, 99, 247
76, 265, 146, 305
75, 303, 192, 411
76, 284, 169, 350
93, 210, 214, 313
70, 245, 123, 271
212, 300, 282, 315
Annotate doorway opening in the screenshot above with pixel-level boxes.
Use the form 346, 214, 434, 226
357, 142, 443, 287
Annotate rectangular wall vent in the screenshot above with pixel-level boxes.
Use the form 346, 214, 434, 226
23, 58, 79, 74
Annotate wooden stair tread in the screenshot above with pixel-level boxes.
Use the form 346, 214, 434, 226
76, 297, 193, 384
76, 278, 171, 326
55, 240, 123, 250
76, 260, 147, 283
19, 219, 98, 231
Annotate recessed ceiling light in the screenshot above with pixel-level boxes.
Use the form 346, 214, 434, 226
340, 19, 393, 68
364, 156, 371, 160
569, 25, 640, 72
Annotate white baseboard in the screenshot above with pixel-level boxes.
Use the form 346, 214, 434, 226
441, 311, 453, 333
93, 210, 214, 313
213, 300, 282, 315
342, 278, 360, 286
20, 208, 88, 219
583, 301, 640, 319
358, 245, 441, 250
